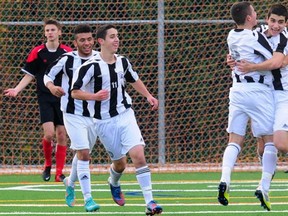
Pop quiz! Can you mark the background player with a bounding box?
[4,19,72,182]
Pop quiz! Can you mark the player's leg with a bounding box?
[63,113,99,211]
[108,158,126,206]
[218,132,244,206]
[218,93,247,206]
[255,135,276,211]
[257,137,265,165]
[274,130,288,153]
[39,99,56,181]
[42,121,55,181]
[63,153,77,207]
[129,145,163,215]
[250,89,275,211]
[95,114,127,206]
[123,108,162,215]
[55,125,67,182]
[54,102,67,182]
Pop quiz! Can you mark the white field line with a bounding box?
[1,203,288,207]
[1,180,287,192]
[1,210,288,215]
[1,181,288,215]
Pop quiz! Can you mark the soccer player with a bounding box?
[4,19,72,182]
[44,24,100,212]
[217,2,286,211]
[71,24,163,216]
[226,3,288,168]
[235,2,288,194]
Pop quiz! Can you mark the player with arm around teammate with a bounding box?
[226,2,288,187]
[4,19,72,182]
[44,24,100,212]
[236,4,288,156]
[71,24,163,216]
[217,2,285,211]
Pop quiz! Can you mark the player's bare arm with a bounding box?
[71,89,109,101]
[130,79,159,110]
[4,74,34,97]
[236,52,285,73]
[226,54,236,70]
[46,81,65,97]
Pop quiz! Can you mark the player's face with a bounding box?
[266,14,287,37]
[103,28,119,54]
[44,24,61,42]
[249,6,258,27]
[74,32,94,57]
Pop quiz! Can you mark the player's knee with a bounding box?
[274,141,288,154]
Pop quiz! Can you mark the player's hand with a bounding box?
[147,96,158,110]
[95,89,109,101]
[236,60,254,73]
[4,88,18,97]
[50,86,65,97]
[226,54,235,70]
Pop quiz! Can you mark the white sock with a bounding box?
[109,165,122,187]
[136,166,153,204]
[220,143,241,185]
[77,160,91,201]
[68,154,78,187]
[261,143,277,192]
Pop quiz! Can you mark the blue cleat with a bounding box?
[108,177,125,206]
[63,177,75,207]
[84,197,100,212]
[146,200,163,215]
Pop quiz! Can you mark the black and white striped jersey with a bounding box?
[44,50,99,116]
[227,28,284,88]
[71,53,139,120]
[257,25,288,90]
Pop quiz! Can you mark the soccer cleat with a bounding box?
[63,177,75,207]
[42,166,51,181]
[217,182,230,206]
[84,197,100,212]
[145,200,163,215]
[108,177,125,206]
[55,174,66,182]
[255,189,271,211]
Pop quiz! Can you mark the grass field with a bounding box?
[0,171,288,215]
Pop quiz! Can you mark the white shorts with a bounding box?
[95,108,145,161]
[63,113,97,151]
[274,90,288,131]
[227,89,274,137]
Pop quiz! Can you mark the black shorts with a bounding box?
[38,93,64,126]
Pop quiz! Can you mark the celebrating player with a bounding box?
[218,2,286,211]
[44,24,100,212]
[71,24,163,216]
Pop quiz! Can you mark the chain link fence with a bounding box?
[0,0,287,173]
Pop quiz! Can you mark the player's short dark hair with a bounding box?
[74,24,93,39]
[267,4,288,22]
[96,24,116,40]
[44,18,61,30]
[230,2,252,26]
